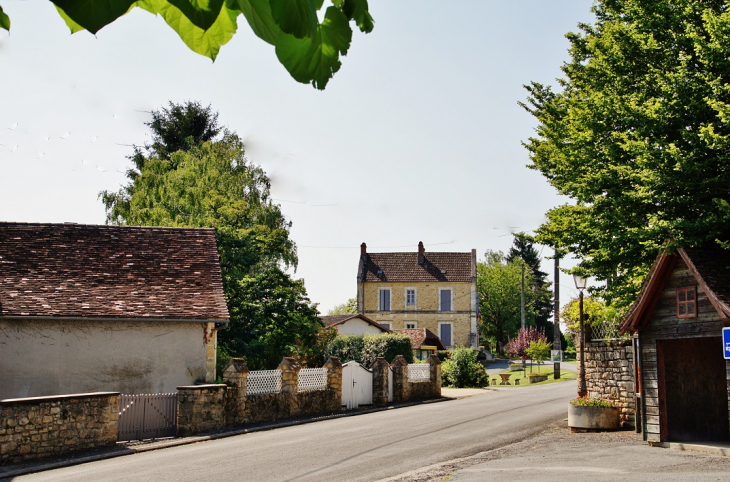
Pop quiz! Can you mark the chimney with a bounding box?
[418,241,425,265]
[361,242,367,256]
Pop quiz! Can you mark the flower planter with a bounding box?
[509,364,523,372]
[568,404,620,430]
[529,374,548,383]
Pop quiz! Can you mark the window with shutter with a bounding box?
[440,323,452,347]
[379,289,391,311]
[440,289,452,312]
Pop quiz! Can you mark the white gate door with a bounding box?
[342,361,373,409]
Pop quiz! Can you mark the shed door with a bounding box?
[658,337,729,442]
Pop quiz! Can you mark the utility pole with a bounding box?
[553,251,561,380]
[520,262,525,330]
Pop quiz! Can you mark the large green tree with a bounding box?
[1,0,374,89]
[522,0,730,307]
[505,233,555,342]
[327,298,357,315]
[477,250,536,355]
[102,102,323,369]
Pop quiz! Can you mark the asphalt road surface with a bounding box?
[14,382,572,482]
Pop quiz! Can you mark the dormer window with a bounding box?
[677,286,697,319]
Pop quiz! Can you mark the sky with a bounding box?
[0,1,597,313]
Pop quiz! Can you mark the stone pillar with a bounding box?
[324,356,343,411]
[390,355,409,403]
[427,354,442,398]
[222,358,249,425]
[176,384,227,437]
[278,357,301,417]
[371,357,390,406]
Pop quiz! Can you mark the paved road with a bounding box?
[15,382,572,482]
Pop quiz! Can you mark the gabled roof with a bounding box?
[0,222,229,321]
[620,243,730,333]
[320,314,390,332]
[393,328,446,350]
[358,252,473,283]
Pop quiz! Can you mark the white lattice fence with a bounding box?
[298,368,328,391]
[407,364,430,382]
[247,370,282,395]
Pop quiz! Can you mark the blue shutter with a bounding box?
[440,324,452,346]
[440,290,451,311]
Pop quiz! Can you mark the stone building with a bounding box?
[320,313,390,336]
[619,243,730,444]
[0,222,229,399]
[356,241,478,348]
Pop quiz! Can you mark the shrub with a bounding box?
[526,339,551,365]
[441,347,489,388]
[324,333,413,366]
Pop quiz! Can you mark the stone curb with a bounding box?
[0,397,451,479]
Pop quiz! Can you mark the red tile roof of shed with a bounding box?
[359,252,473,283]
[0,223,229,321]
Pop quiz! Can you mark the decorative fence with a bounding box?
[407,363,431,382]
[298,367,328,391]
[590,318,629,341]
[247,369,282,395]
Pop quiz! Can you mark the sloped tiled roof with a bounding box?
[393,328,446,350]
[0,222,229,321]
[359,252,473,283]
[320,314,389,332]
[620,242,730,333]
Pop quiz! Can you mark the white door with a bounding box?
[342,361,373,409]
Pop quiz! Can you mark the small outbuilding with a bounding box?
[320,313,390,336]
[620,243,730,443]
[393,328,446,361]
[0,222,229,399]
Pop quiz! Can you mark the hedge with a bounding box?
[324,333,414,366]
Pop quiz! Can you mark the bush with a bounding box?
[441,347,489,388]
[324,333,414,366]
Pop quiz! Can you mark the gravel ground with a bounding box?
[379,423,730,482]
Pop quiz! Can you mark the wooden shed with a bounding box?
[620,243,730,444]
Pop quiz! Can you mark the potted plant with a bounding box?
[568,396,620,430]
[528,372,548,383]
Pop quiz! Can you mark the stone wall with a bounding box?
[0,392,119,463]
[385,355,441,405]
[583,339,635,427]
[176,385,227,437]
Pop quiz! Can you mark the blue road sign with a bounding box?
[724,327,730,359]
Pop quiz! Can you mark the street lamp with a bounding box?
[573,273,588,398]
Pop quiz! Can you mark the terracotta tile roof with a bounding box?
[393,328,445,350]
[320,314,389,332]
[359,252,473,283]
[0,222,229,321]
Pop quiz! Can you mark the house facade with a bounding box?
[619,243,730,443]
[357,242,478,349]
[0,222,229,399]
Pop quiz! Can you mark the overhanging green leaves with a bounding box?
[275,6,351,89]
[0,5,10,32]
[235,0,282,45]
[55,5,85,33]
[51,0,136,34]
[166,0,225,31]
[343,0,372,33]
[269,0,317,38]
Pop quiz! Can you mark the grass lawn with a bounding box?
[492,365,576,387]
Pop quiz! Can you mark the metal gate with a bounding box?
[118,393,177,442]
[342,361,373,409]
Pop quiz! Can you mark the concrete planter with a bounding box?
[509,364,523,372]
[529,374,548,383]
[568,404,620,430]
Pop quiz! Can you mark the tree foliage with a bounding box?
[477,250,535,354]
[560,296,623,335]
[327,297,357,315]
[101,102,324,369]
[506,233,555,342]
[522,0,730,307]
[505,326,546,359]
[526,339,551,366]
[324,333,414,366]
[441,347,489,388]
[1,0,374,89]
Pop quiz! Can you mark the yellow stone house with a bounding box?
[356,241,478,349]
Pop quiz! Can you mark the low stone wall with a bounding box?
[176,385,227,437]
[582,339,635,427]
[0,392,119,463]
[379,355,441,405]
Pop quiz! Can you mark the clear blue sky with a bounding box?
[0,1,595,312]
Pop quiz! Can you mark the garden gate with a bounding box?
[118,393,177,442]
[341,361,373,409]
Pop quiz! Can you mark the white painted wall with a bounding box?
[0,319,212,399]
[335,318,385,336]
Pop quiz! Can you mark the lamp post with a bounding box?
[573,273,588,398]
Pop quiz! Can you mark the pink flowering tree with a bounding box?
[505,326,547,359]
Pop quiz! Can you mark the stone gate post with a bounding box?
[222,358,249,425]
[278,357,300,417]
[324,356,343,411]
[390,355,409,403]
[371,357,390,406]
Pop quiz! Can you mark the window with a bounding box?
[406,289,416,306]
[439,289,452,312]
[380,322,391,331]
[405,322,417,329]
[439,322,453,347]
[378,288,391,311]
[677,286,697,318]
